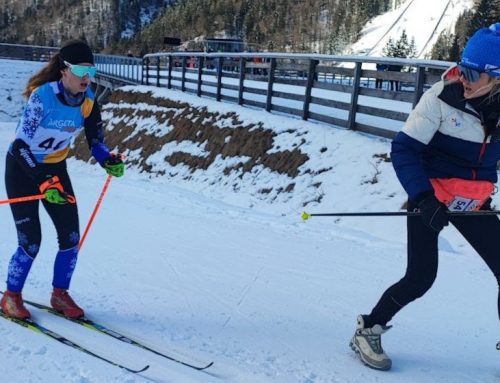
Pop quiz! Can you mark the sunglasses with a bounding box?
[64,60,97,78]
[458,63,500,83]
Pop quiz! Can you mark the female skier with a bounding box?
[0,40,124,319]
[351,23,500,370]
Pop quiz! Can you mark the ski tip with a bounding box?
[301,211,311,221]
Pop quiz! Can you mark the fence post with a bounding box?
[266,58,277,112]
[216,57,223,102]
[347,61,362,130]
[136,58,140,83]
[413,65,426,108]
[156,56,160,87]
[197,56,204,97]
[181,56,187,92]
[143,57,149,85]
[167,55,173,89]
[238,57,246,105]
[303,59,318,120]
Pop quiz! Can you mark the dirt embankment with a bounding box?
[72,90,309,181]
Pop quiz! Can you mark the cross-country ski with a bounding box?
[0,310,149,374]
[21,296,214,371]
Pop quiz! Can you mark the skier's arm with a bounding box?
[10,92,46,182]
[391,132,433,202]
[390,84,443,202]
[84,101,124,177]
[83,101,112,164]
[9,139,46,183]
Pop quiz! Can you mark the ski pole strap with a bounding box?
[0,194,46,205]
[301,210,500,220]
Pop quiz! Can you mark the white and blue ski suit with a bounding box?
[5,80,111,292]
[363,79,500,327]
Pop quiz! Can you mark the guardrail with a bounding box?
[94,54,143,85]
[0,42,58,61]
[142,52,453,138]
[0,43,454,139]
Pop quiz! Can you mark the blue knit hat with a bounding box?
[460,23,500,77]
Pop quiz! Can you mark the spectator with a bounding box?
[387,65,403,91]
[375,63,388,89]
[350,23,500,371]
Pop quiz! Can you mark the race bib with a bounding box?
[430,178,495,212]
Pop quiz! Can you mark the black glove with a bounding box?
[417,194,449,232]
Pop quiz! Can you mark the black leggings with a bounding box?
[365,200,500,326]
[5,153,80,257]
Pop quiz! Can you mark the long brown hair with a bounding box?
[23,53,64,98]
[489,77,500,100]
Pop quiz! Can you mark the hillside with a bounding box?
[0,0,173,49]
[0,0,486,58]
[349,0,474,58]
[0,0,408,54]
[126,0,407,54]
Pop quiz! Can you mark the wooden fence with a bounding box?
[0,43,454,139]
[142,52,453,139]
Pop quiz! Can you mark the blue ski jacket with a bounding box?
[391,80,500,202]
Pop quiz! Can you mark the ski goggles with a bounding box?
[457,63,500,83]
[63,60,97,78]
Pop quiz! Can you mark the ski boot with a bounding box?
[51,288,84,318]
[350,314,392,370]
[0,290,31,319]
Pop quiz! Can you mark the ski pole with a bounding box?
[79,174,113,251]
[0,194,45,205]
[301,210,500,220]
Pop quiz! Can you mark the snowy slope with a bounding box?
[0,60,43,122]
[0,60,499,383]
[349,0,474,58]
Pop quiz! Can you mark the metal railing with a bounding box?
[141,52,452,138]
[0,43,454,139]
[94,54,143,85]
[0,42,58,61]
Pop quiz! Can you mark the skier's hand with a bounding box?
[418,194,449,232]
[39,176,75,204]
[104,154,125,177]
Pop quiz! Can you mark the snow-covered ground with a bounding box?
[0,59,499,383]
[349,0,474,58]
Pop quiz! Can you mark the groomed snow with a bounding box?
[1,38,498,383]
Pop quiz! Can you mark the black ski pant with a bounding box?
[5,153,80,257]
[365,200,500,327]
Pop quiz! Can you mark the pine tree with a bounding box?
[468,0,500,35]
[382,29,416,58]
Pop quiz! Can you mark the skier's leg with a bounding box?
[4,153,42,291]
[350,201,440,369]
[1,154,42,318]
[41,164,83,318]
[451,213,500,321]
[364,200,439,327]
[41,166,80,290]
